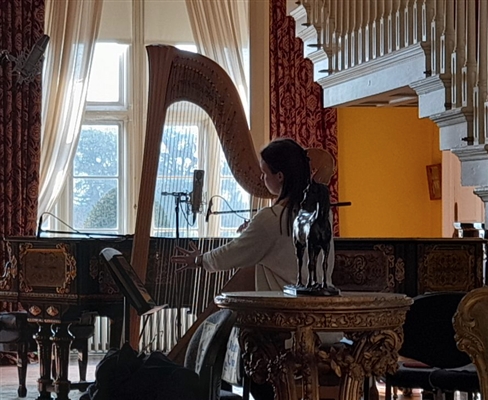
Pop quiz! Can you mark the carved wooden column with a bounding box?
[34,323,53,400]
[51,323,74,400]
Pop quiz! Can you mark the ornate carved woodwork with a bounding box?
[454,286,488,400]
[333,238,485,296]
[1,237,127,400]
[418,242,483,293]
[2,237,125,324]
[216,291,413,400]
[1,236,484,334]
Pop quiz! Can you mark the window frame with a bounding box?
[56,42,130,235]
[56,41,250,238]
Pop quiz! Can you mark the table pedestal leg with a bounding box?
[295,327,320,400]
[34,323,53,400]
[340,329,403,400]
[240,328,403,400]
[239,329,295,400]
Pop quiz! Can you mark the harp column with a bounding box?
[250,0,270,153]
[128,0,147,233]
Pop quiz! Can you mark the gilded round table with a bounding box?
[215,291,413,400]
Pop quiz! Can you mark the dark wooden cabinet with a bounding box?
[2,236,484,319]
[333,238,486,297]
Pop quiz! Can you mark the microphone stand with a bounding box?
[161,192,190,240]
[161,191,190,342]
[209,209,258,216]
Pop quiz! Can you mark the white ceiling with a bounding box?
[345,87,419,108]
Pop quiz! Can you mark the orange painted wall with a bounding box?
[337,107,442,237]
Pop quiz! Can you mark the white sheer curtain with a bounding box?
[185,0,250,114]
[186,0,256,237]
[38,0,103,217]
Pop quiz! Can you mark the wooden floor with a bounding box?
[0,358,431,400]
[0,353,103,400]
[2,358,472,400]
[0,352,427,400]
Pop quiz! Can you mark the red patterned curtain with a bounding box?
[0,0,43,264]
[269,0,339,234]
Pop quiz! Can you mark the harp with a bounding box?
[130,45,271,357]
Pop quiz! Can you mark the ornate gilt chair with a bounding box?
[454,286,488,400]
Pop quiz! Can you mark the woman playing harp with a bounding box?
[171,138,340,400]
[171,138,326,291]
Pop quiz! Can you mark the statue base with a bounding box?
[283,284,341,297]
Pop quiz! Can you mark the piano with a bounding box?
[0,234,239,399]
[1,236,128,400]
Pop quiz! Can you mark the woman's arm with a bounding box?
[171,207,284,272]
[203,207,283,272]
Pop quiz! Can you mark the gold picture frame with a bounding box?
[426,164,442,200]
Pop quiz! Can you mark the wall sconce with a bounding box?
[0,34,50,84]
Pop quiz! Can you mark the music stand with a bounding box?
[100,247,166,344]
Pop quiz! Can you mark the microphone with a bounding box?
[205,198,213,223]
[36,215,43,239]
[190,170,204,223]
[0,35,49,84]
[14,35,49,80]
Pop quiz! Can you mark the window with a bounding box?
[153,122,200,238]
[73,124,120,231]
[153,102,251,238]
[57,42,128,234]
[86,43,127,106]
[218,151,252,237]
[57,42,250,238]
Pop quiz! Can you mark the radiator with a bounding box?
[88,308,197,354]
[88,316,111,353]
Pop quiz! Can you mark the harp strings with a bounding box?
[144,63,239,349]
[142,237,234,352]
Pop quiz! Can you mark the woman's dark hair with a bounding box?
[260,138,311,235]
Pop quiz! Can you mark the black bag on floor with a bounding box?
[81,343,200,400]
